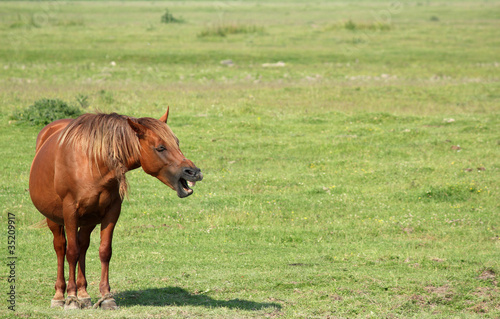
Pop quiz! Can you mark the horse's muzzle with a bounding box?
[177,166,203,198]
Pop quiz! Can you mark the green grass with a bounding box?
[0,1,499,318]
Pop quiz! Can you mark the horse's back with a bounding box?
[35,118,73,153]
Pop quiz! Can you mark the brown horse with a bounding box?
[29,109,202,310]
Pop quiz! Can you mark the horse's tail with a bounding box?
[29,218,48,229]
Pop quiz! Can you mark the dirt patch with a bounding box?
[468,285,500,314]
[425,284,454,301]
[478,269,497,284]
[410,294,427,306]
[473,286,499,298]
[478,269,498,287]
[288,263,317,267]
[469,302,489,313]
[402,227,414,234]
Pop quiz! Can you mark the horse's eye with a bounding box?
[156,145,166,152]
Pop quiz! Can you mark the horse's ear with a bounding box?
[127,118,147,138]
[159,107,169,123]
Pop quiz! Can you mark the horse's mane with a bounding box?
[57,112,174,199]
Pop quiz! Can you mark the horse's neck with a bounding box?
[125,160,141,171]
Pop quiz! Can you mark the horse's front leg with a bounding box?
[94,202,121,310]
[76,225,96,309]
[47,218,66,308]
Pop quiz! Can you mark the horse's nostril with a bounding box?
[183,168,197,177]
[183,167,202,181]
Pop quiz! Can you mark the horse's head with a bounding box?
[127,109,203,198]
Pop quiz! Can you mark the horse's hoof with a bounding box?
[50,299,65,308]
[79,297,92,309]
[93,293,118,310]
[101,298,119,310]
[64,296,81,310]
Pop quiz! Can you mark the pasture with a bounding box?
[0,0,499,318]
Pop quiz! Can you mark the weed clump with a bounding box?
[326,20,392,31]
[345,19,392,31]
[344,19,357,31]
[98,90,114,104]
[161,9,184,24]
[11,98,82,126]
[419,184,479,202]
[75,94,90,109]
[198,23,264,37]
[9,14,41,29]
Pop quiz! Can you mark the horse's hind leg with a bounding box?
[47,218,66,308]
[63,206,81,310]
[76,225,96,309]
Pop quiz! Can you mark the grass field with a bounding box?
[0,1,499,318]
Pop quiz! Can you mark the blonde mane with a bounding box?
[57,113,174,199]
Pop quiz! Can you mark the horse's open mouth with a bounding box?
[176,167,202,198]
[178,178,195,198]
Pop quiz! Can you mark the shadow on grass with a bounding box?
[114,287,281,311]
